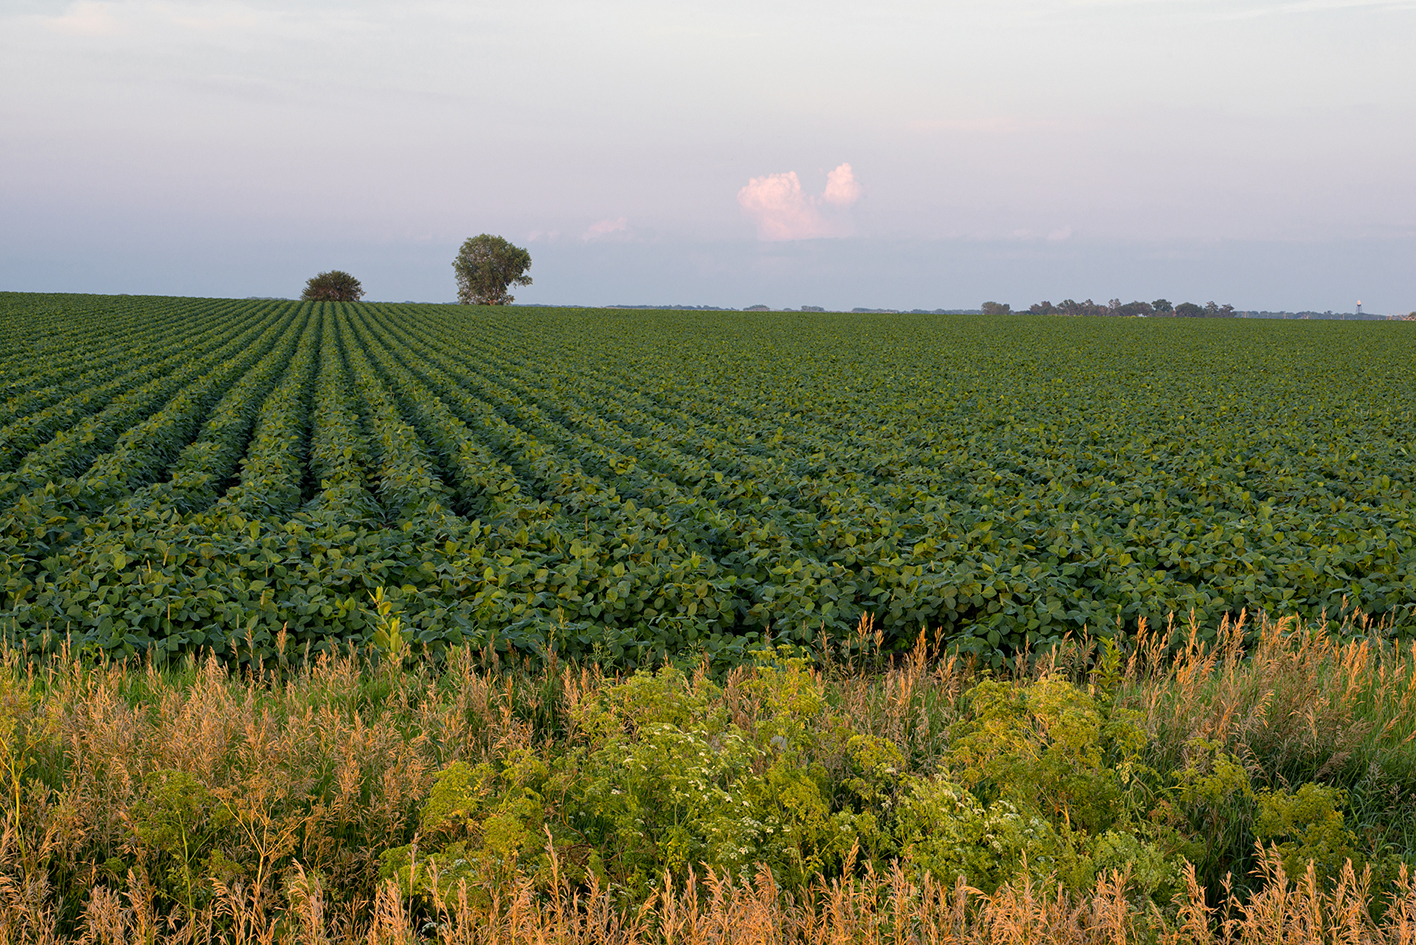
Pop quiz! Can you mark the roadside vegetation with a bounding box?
[2,611,1414,942]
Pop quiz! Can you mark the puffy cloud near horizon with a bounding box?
[821,163,862,206]
[737,163,861,241]
[582,216,628,240]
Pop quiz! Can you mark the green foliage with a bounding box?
[301,271,364,302]
[452,235,532,305]
[127,769,235,915]
[389,659,891,902]
[1091,828,1182,900]
[1255,783,1364,887]
[944,671,1149,835]
[566,658,872,893]
[381,750,563,902]
[907,665,1182,900]
[367,586,412,668]
[1175,738,1254,824]
[894,776,1067,891]
[1167,735,1394,898]
[1171,737,1259,883]
[573,703,757,892]
[385,659,1269,905]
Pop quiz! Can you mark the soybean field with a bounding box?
[2,292,1414,665]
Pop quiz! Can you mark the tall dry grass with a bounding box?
[30,846,1416,944]
[1125,610,1416,777]
[1125,611,1416,885]
[0,611,1413,942]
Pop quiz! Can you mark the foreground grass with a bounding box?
[2,612,1415,942]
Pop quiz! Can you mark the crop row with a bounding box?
[0,300,268,472]
[0,296,255,429]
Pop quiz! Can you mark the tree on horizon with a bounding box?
[453,235,532,305]
[301,270,365,301]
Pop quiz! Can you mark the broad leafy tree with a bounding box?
[453,235,533,305]
[301,271,365,302]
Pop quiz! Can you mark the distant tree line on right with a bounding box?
[1024,298,1237,317]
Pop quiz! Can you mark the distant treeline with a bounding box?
[987,301,1413,320]
[1244,310,1415,321]
[1021,299,1237,318]
[607,304,738,311]
[607,305,985,314]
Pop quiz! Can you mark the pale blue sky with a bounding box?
[3,0,1413,311]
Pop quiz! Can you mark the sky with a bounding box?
[2,0,1414,312]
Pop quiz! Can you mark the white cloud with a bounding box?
[737,163,861,241]
[42,1,123,35]
[1213,0,1416,17]
[1047,225,1074,241]
[908,117,1026,134]
[582,216,628,240]
[821,163,862,206]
